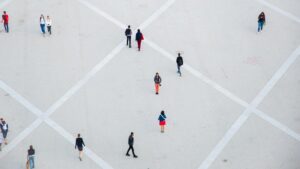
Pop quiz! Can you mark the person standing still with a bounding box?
[46,15,52,35]
[125,25,132,48]
[1,119,8,145]
[75,134,85,161]
[2,11,9,33]
[154,72,162,95]
[135,29,144,51]
[176,53,184,76]
[126,132,138,158]
[39,14,46,35]
[158,111,167,133]
[257,12,265,32]
[27,145,35,169]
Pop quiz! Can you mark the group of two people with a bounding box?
[39,14,52,35]
[125,25,144,51]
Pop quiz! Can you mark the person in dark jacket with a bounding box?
[1,119,8,145]
[158,111,167,133]
[27,145,35,169]
[135,29,144,51]
[126,132,138,158]
[2,11,9,33]
[125,25,132,48]
[176,53,184,76]
[257,12,266,32]
[75,133,85,161]
[154,72,162,95]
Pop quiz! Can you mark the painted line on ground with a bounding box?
[197,45,300,169]
[255,0,300,24]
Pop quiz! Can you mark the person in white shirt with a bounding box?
[46,15,52,35]
[39,14,46,35]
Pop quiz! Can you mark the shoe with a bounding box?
[133,155,138,158]
[126,154,130,156]
[156,92,158,95]
[79,157,82,161]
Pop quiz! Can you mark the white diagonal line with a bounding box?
[255,0,300,24]
[198,45,300,169]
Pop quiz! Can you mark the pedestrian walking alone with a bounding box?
[46,15,52,35]
[125,25,132,48]
[176,53,184,76]
[126,132,138,158]
[27,145,35,169]
[154,72,162,95]
[2,11,9,33]
[135,29,144,51]
[0,119,8,145]
[257,12,266,32]
[39,14,46,35]
[75,134,85,161]
[158,111,167,133]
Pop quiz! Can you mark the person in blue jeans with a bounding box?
[257,12,265,32]
[27,145,35,169]
[39,14,46,35]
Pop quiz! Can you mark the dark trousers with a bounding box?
[137,40,142,50]
[47,26,51,35]
[177,65,181,76]
[126,36,131,47]
[3,23,9,33]
[40,24,45,34]
[126,145,136,156]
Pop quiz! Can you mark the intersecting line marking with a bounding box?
[0,0,300,169]
[0,0,176,168]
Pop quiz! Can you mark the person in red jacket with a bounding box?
[2,11,9,33]
[135,29,144,51]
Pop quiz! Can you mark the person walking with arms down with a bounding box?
[257,12,266,32]
[39,14,46,35]
[75,133,85,161]
[154,72,162,95]
[135,29,144,51]
[46,15,52,35]
[176,53,184,76]
[126,132,138,158]
[158,111,167,133]
[0,119,9,145]
[125,25,132,48]
[2,11,9,33]
[27,145,35,169]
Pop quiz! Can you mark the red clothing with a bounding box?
[2,14,8,24]
[159,120,166,126]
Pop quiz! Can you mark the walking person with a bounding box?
[0,119,8,145]
[154,72,162,95]
[126,132,138,158]
[75,133,85,161]
[27,145,35,169]
[0,131,3,151]
[257,12,265,32]
[125,25,132,48]
[176,53,184,76]
[158,111,167,133]
[46,15,52,35]
[39,14,46,35]
[2,11,9,33]
[135,29,144,51]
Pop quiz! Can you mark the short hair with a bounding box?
[78,133,81,137]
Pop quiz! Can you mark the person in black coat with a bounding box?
[126,132,138,158]
[75,133,85,161]
[135,29,144,51]
[125,25,132,48]
[176,53,184,76]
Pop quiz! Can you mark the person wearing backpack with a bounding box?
[125,25,132,48]
[1,120,8,145]
[176,53,184,76]
[135,29,144,51]
[158,111,167,133]
[154,72,162,95]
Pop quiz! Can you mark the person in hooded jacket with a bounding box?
[135,29,144,51]
[258,12,266,32]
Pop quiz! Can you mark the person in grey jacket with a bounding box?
[126,132,138,158]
